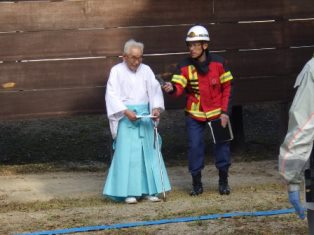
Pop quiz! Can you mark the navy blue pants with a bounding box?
[186,115,231,176]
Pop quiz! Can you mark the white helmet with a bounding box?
[186,25,210,42]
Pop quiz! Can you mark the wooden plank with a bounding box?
[233,76,295,104]
[0,0,213,32]
[0,55,184,91]
[0,70,299,119]
[213,0,314,21]
[227,47,314,77]
[0,57,120,91]
[0,74,296,118]
[2,20,314,61]
[284,0,314,19]
[0,86,186,118]
[146,47,314,79]
[142,54,186,78]
[284,48,314,75]
[2,0,312,33]
[285,20,314,47]
[1,47,312,92]
[147,47,314,79]
[213,0,284,21]
[0,87,105,119]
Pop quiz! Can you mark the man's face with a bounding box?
[187,41,208,59]
[123,47,143,72]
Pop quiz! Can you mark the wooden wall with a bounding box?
[0,0,314,119]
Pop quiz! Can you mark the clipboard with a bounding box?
[208,118,234,144]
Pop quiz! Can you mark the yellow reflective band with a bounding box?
[188,65,199,93]
[220,71,233,84]
[190,94,200,112]
[185,109,207,118]
[185,107,221,119]
[188,65,194,80]
[205,108,222,118]
[188,65,198,81]
[172,74,187,87]
[193,71,198,81]
[190,81,199,90]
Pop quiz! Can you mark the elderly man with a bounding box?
[103,39,171,204]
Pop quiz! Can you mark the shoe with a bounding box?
[190,186,203,196]
[145,195,161,202]
[219,183,230,195]
[219,170,230,195]
[125,197,137,204]
[190,172,203,196]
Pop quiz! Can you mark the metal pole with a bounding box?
[154,121,166,201]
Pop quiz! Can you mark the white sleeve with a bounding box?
[105,67,127,117]
[146,67,165,113]
[105,66,127,139]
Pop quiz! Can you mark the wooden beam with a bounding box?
[0,57,120,91]
[1,20,314,61]
[0,0,214,32]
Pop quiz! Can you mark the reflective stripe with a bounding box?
[186,107,221,119]
[205,108,221,118]
[220,71,233,84]
[188,65,198,81]
[188,65,194,80]
[172,74,187,87]
[188,65,200,94]
[185,109,207,118]
[190,93,200,112]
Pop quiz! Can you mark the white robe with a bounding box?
[105,61,165,139]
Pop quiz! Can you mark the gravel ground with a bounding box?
[1,103,306,235]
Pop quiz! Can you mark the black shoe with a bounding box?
[219,183,230,195]
[190,186,203,196]
[218,169,230,195]
[190,172,203,196]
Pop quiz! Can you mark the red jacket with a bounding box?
[171,53,233,121]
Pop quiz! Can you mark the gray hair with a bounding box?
[123,39,144,55]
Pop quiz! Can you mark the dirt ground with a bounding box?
[0,160,309,235]
[0,106,309,234]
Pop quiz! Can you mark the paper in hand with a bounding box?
[136,114,157,119]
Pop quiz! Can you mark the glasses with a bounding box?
[126,55,143,62]
[187,42,202,48]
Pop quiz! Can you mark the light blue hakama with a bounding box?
[103,104,171,202]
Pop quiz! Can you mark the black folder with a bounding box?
[208,118,234,144]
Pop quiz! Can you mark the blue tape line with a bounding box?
[16,208,295,235]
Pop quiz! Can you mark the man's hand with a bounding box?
[124,109,137,121]
[162,82,174,93]
[220,113,229,128]
[152,108,161,121]
[288,191,305,219]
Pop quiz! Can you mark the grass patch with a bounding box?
[0,161,108,175]
[0,197,112,213]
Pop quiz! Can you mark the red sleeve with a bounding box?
[171,83,185,97]
[221,80,232,113]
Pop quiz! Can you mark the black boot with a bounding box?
[218,170,230,195]
[190,172,203,196]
